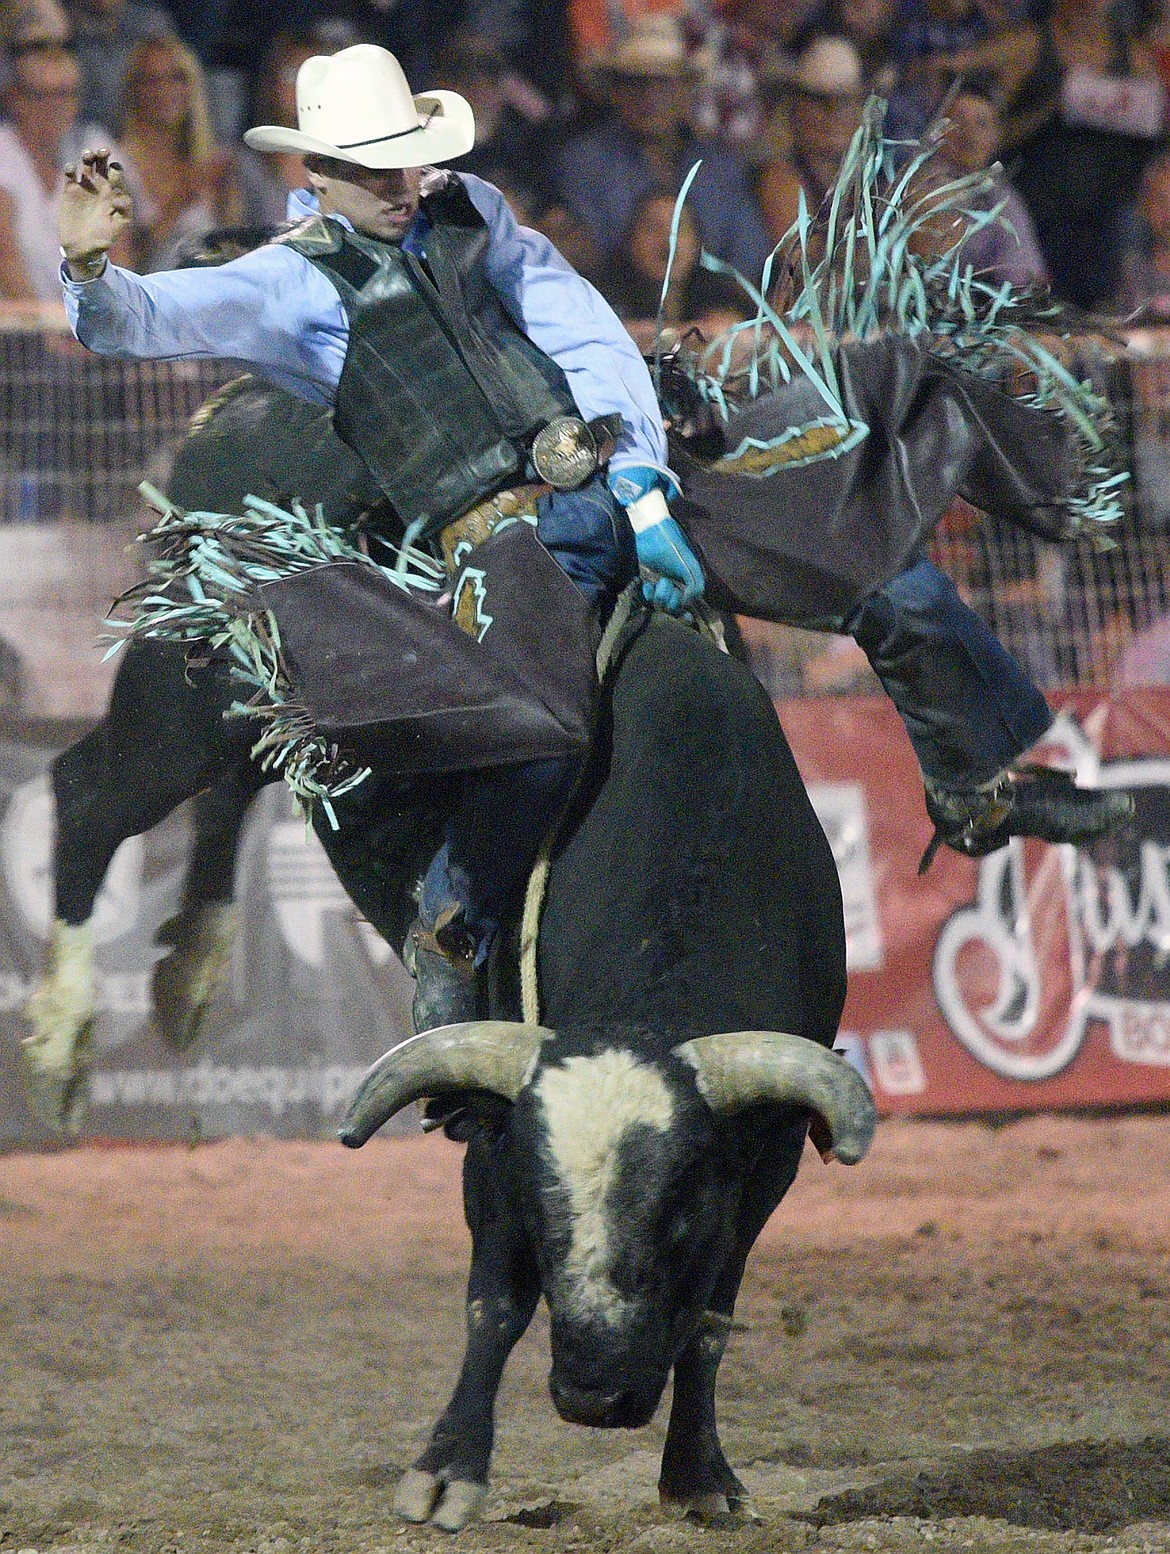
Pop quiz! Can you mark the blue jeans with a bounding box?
[845,557,1054,791]
[419,477,635,960]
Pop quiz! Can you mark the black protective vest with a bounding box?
[279,177,578,535]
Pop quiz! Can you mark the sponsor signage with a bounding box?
[782,689,1170,1115]
[0,744,415,1146]
[4,688,1170,1142]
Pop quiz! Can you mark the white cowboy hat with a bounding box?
[244,43,475,170]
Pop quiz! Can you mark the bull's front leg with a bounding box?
[395,1131,539,1532]
[659,1308,749,1519]
[659,1114,807,1521]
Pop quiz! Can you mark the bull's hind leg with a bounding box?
[151,762,269,1049]
[659,1112,808,1521]
[395,1127,540,1532]
[23,640,256,1130]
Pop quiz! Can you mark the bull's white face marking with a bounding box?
[536,1050,675,1323]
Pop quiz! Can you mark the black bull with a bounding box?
[49,374,880,1528]
[339,611,876,1529]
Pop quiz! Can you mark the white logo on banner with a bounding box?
[933,713,1170,1081]
[0,776,142,943]
[808,782,883,972]
[266,820,393,968]
[867,1030,927,1095]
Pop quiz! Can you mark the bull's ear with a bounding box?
[339,1021,554,1148]
[673,1031,877,1165]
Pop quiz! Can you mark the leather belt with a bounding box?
[438,483,547,579]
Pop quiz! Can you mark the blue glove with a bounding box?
[609,467,705,616]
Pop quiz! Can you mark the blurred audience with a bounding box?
[757,35,864,243]
[554,13,773,279]
[436,32,553,206]
[802,0,899,95]
[936,0,1169,307]
[687,0,816,151]
[64,0,174,128]
[598,186,750,334]
[0,41,133,299]
[528,199,604,281]
[886,0,997,139]
[935,77,1048,287]
[233,26,348,227]
[1119,147,1170,314]
[1,0,69,49]
[118,32,240,270]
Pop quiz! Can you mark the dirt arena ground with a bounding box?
[2,1114,1170,1554]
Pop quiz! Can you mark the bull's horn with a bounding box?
[674,1031,877,1164]
[339,1021,553,1148]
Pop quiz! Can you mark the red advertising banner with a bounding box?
[779,690,1170,1117]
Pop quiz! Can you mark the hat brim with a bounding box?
[244,89,475,170]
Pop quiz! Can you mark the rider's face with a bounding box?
[304,157,422,243]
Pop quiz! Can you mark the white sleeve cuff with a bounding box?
[625,488,670,533]
[59,253,109,287]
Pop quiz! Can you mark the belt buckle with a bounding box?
[531,415,598,490]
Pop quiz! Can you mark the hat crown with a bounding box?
[295,44,419,149]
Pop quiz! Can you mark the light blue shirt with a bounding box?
[62,172,669,478]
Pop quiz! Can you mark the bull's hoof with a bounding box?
[151,902,238,1050]
[660,1487,764,1525]
[394,1467,487,1531]
[662,1489,731,1521]
[21,920,96,1135]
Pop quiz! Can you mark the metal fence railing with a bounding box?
[3,308,1170,711]
[0,308,235,528]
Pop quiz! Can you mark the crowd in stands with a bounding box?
[2,0,1170,316]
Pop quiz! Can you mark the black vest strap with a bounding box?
[280,178,578,535]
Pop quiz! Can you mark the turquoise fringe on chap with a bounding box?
[660,96,1125,541]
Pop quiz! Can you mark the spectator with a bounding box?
[528,199,604,282]
[234,27,351,228]
[1118,146,1170,313]
[568,0,683,73]
[555,13,773,279]
[598,186,750,333]
[798,0,900,94]
[1,0,69,50]
[0,41,132,299]
[886,0,998,140]
[434,32,553,207]
[757,35,864,243]
[118,32,240,270]
[688,0,816,151]
[935,77,1048,287]
[938,0,1169,307]
[64,0,172,128]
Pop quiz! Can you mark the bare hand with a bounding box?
[59,147,132,278]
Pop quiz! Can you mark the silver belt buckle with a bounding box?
[531,416,598,490]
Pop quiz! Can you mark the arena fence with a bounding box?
[3,307,1170,719]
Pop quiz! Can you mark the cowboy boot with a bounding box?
[404,904,481,1035]
[21,919,96,1135]
[920,765,1135,873]
[151,901,239,1051]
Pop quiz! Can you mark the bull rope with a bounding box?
[518,588,728,1023]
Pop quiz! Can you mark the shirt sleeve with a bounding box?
[61,242,348,404]
[459,172,670,478]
